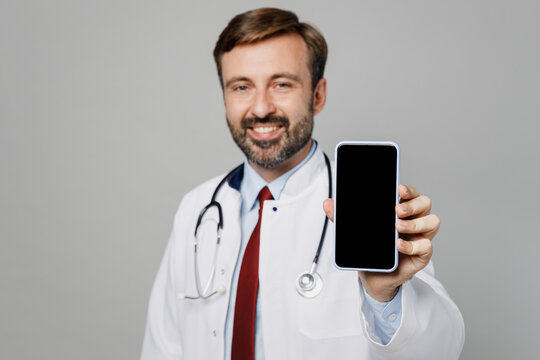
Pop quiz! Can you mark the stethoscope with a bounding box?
[178,153,332,300]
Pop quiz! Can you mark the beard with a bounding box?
[227,111,314,168]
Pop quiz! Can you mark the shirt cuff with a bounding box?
[361,284,403,345]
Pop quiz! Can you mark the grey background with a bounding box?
[1,0,538,359]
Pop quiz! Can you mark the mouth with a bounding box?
[247,124,284,141]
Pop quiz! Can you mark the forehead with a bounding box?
[221,33,310,82]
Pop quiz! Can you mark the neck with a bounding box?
[249,139,313,183]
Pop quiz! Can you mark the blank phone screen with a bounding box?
[335,143,398,271]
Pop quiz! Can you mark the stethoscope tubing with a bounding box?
[184,153,332,300]
[311,153,332,268]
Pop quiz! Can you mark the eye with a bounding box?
[276,82,291,89]
[234,85,248,92]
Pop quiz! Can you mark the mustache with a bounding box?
[241,115,289,129]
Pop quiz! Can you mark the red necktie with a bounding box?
[231,186,273,360]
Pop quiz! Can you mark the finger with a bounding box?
[397,237,433,257]
[399,184,420,201]
[396,214,441,234]
[323,198,334,222]
[396,195,432,218]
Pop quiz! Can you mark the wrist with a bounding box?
[358,274,401,302]
[368,286,399,302]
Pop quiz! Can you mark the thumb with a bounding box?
[323,198,334,222]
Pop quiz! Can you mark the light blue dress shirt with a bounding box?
[224,141,402,359]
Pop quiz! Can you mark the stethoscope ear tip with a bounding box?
[177,293,186,300]
[217,285,226,294]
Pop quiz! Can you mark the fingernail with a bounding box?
[397,238,407,251]
[399,205,408,215]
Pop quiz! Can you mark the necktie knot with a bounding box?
[258,186,273,207]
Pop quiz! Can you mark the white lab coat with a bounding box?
[141,147,465,359]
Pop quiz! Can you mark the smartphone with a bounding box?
[334,141,400,272]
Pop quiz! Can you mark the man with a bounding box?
[141,8,464,360]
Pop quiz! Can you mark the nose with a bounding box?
[250,89,276,119]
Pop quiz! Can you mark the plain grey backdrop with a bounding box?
[1,0,539,359]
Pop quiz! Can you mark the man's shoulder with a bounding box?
[170,174,225,223]
[177,165,242,211]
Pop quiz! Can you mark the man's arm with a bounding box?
[323,185,465,358]
[360,261,464,359]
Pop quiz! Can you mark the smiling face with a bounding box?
[221,33,326,171]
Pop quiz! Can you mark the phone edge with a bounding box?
[333,140,400,273]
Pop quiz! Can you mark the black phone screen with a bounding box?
[334,143,399,271]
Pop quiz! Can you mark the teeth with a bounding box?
[253,126,278,133]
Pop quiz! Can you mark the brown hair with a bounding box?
[213,8,328,90]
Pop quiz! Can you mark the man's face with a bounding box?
[221,34,323,168]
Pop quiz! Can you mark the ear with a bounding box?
[312,78,327,116]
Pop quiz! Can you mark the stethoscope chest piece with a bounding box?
[296,271,323,298]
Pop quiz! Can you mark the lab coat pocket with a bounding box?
[298,296,363,339]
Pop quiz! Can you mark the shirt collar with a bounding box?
[241,140,318,211]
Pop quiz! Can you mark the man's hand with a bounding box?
[323,184,440,302]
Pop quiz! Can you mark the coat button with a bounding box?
[212,330,217,337]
